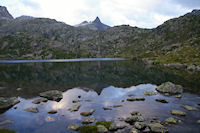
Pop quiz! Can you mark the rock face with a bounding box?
[39,90,63,102]
[156,82,183,95]
[0,6,13,19]
[0,97,20,110]
[75,16,110,31]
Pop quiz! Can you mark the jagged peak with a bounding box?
[0,6,14,19]
[93,16,101,23]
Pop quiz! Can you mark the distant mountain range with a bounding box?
[0,6,200,70]
[75,17,110,30]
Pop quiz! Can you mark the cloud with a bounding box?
[0,0,199,28]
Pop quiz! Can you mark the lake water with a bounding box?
[0,59,200,133]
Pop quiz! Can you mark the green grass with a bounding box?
[0,129,16,133]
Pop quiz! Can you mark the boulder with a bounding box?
[125,115,145,124]
[127,97,145,101]
[164,117,177,124]
[156,82,183,95]
[113,105,123,108]
[24,107,39,113]
[155,99,169,103]
[97,125,108,133]
[39,90,63,102]
[32,98,48,104]
[68,104,81,112]
[109,121,127,131]
[130,111,142,116]
[181,105,198,111]
[72,99,80,103]
[134,122,146,130]
[103,107,112,110]
[129,128,140,133]
[82,116,96,124]
[80,109,95,116]
[170,110,186,116]
[68,124,80,131]
[148,123,168,133]
[0,97,20,110]
[48,109,57,114]
[144,91,157,96]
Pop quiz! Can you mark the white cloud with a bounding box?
[0,0,199,28]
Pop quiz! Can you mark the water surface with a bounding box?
[0,59,200,133]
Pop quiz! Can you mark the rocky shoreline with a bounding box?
[0,82,200,133]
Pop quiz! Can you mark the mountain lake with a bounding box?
[0,58,200,133]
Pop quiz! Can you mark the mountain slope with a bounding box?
[0,6,13,19]
[75,17,110,30]
[0,8,199,68]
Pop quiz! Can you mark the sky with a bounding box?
[0,0,200,28]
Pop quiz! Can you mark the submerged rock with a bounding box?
[45,116,55,122]
[164,117,177,124]
[68,124,80,131]
[80,109,95,116]
[134,122,146,130]
[148,122,168,133]
[72,99,81,103]
[130,111,142,116]
[129,128,139,133]
[39,90,63,102]
[170,110,186,116]
[175,95,182,98]
[109,121,127,131]
[155,99,169,103]
[32,99,41,104]
[103,107,112,110]
[181,105,198,111]
[0,120,12,126]
[197,120,200,124]
[127,97,145,101]
[97,125,108,133]
[113,105,123,108]
[48,109,57,114]
[0,97,20,110]
[32,98,48,104]
[144,91,157,96]
[68,104,81,112]
[156,82,183,95]
[82,116,96,124]
[125,115,145,124]
[24,107,39,113]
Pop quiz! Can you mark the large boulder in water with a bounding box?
[39,90,63,102]
[0,97,20,110]
[156,82,183,95]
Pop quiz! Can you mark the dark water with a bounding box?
[0,59,200,133]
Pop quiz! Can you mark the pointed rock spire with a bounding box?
[93,16,101,23]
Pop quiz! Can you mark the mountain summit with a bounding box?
[0,6,13,19]
[75,17,110,31]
